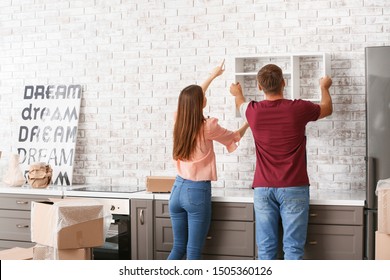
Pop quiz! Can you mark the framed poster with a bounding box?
[16,85,82,186]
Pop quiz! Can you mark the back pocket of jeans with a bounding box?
[284,188,308,213]
[187,187,207,206]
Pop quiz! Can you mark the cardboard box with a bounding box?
[146,176,175,193]
[0,247,33,260]
[375,231,390,260]
[31,199,106,249]
[33,245,92,260]
[377,179,390,233]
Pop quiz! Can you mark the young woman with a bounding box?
[168,60,249,260]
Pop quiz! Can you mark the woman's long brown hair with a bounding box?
[173,85,205,161]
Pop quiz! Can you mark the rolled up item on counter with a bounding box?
[2,153,26,187]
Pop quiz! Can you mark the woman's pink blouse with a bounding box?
[175,117,241,181]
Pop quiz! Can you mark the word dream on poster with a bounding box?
[16,85,82,186]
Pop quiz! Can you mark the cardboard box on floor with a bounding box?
[375,231,390,260]
[0,247,33,260]
[31,199,110,249]
[33,245,92,260]
[146,176,175,193]
[376,179,390,233]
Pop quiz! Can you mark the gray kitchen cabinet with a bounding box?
[131,199,154,260]
[0,194,58,250]
[154,200,255,260]
[304,205,364,260]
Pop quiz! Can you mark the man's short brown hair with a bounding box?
[257,64,284,94]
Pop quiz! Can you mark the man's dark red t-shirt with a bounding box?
[245,99,321,188]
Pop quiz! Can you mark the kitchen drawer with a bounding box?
[212,202,253,221]
[0,195,53,211]
[203,254,254,260]
[154,200,170,218]
[155,251,254,260]
[304,224,364,260]
[155,218,254,257]
[0,240,35,251]
[203,220,254,256]
[155,218,173,252]
[154,200,254,221]
[0,210,31,242]
[308,205,363,226]
[154,251,169,260]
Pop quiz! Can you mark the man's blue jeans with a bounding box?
[254,186,309,260]
[167,176,212,260]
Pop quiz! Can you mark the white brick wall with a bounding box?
[0,0,389,190]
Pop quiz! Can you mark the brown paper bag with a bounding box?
[28,163,52,188]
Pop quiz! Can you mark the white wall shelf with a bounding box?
[234,52,330,117]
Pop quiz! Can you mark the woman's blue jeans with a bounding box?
[254,186,309,260]
[167,176,212,260]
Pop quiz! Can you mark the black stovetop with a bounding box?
[70,185,146,193]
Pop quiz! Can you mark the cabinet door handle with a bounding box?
[16,201,29,205]
[308,241,318,245]
[309,213,318,217]
[206,236,212,240]
[139,209,144,225]
[16,224,29,229]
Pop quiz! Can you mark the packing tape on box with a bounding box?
[33,245,92,260]
[54,199,111,229]
[376,178,390,194]
[376,178,390,233]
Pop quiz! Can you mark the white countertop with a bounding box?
[154,188,366,206]
[309,189,366,206]
[64,189,152,200]
[0,183,67,197]
[0,183,366,206]
[153,188,255,203]
[0,183,152,199]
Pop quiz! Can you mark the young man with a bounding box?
[230,64,332,260]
